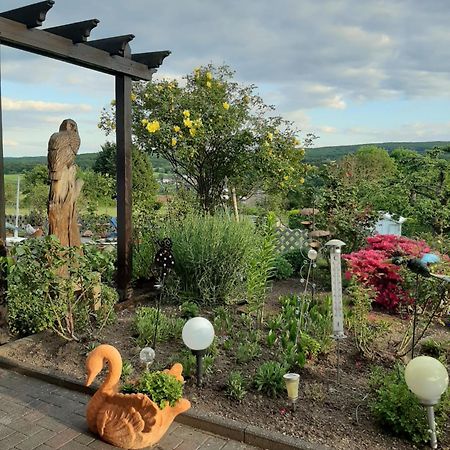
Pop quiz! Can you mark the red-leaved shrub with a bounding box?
[344,235,431,310]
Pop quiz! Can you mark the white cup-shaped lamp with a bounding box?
[182,317,215,387]
[405,356,448,406]
[283,373,300,407]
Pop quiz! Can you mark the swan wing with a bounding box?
[97,393,158,445]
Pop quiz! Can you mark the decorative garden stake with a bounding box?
[325,239,346,383]
[405,356,449,449]
[182,317,215,387]
[86,344,190,449]
[283,373,300,411]
[153,238,175,349]
[139,347,155,371]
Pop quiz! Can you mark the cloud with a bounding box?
[2,98,92,113]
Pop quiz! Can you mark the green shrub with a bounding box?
[226,371,247,402]
[159,213,265,305]
[369,364,450,444]
[136,371,183,409]
[236,341,261,364]
[282,249,305,274]
[7,236,117,339]
[82,244,116,285]
[121,361,134,382]
[134,307,184,346]
[179,301,200,319]
[271,256,294,280]
[254,361,286,398]
[287,210,303,229]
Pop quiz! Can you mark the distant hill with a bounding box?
[305,141,450,164]
[3,153,173,174]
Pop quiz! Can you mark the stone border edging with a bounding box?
[0,335,330,450]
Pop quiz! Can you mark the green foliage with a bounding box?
[282,249,305,274]
[213,306,232,335]
[134,307,184,346]
[345,281,382,358]
[226,371,247,402]
[246,213,277,325]
[236,340,262,364]
[271,256,294,280]
[135,371,183,409]
[172,350,196,378]
[369,364,450,444]
[82,244,116,285]
[7,236,118,339]
[100,64,309,212]
[420,339,449,362]
[22,164,49,216]
[179,301,200,319]
[254,361,286,398]
[159,213,262,305]
[268,294,333,370]
[121,361,134,382]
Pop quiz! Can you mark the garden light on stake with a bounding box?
[182,317,215,387]
[325,239,346,383]
[405,356,448,449]
[139,347,155,371]
[283,373,300,410]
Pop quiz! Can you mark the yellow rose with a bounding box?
[267,132,273,141]
[284,175,289,181]
[174,125,181,133]
[183,118,193,128]
[206,71,212,80]
[141,118,149,126]
[146,120,160,133]
[183,110,190,117]
[171,137,177,146]
[189,128,196,137]
[206,81,212,88]
[223,102,230,110]
[131,93,136,102]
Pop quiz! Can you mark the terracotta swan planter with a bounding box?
[85,344,191,449]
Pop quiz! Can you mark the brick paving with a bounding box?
[0,368,257,450]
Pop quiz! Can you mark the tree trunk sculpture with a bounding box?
[47,119,83,246]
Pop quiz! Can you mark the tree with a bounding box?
[99,65,311,212]
[93,142,158,212]
[22,164,49,217]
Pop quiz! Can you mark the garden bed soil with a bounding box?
[1,279,449,450]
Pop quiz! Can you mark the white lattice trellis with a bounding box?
[275,227,307,253]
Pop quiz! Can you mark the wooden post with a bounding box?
[231,187,239,222]
[0,46,5,241]
[115,74,133,301]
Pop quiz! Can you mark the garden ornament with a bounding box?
[325,239,346,383]
[153,238,175,349]
[47,119,83,247]
[405,356,448,449]
[85,344,190,449]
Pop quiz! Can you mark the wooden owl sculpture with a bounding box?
[48,119,80,181]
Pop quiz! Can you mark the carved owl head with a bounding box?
[59,119,78,133]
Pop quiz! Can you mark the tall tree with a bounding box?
[99,65,311,212]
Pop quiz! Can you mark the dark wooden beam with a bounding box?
[115,74,133,301]
[86,35,134,56]
[0,17,155,80]
[0,48,5,241]
[132,50,171,68]
[0,1,54,29]
[44,19,99,44]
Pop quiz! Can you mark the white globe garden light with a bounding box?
[139,347,155,371]
[405,356,449,449]
[182,317,215,386]
[307,248,318,261]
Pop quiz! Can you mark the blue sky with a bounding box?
[1,0,450,156]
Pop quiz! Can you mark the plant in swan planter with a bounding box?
[86,344,191,449]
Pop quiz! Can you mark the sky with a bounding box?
[1,0,450,157]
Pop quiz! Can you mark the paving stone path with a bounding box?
[0,368,257,450]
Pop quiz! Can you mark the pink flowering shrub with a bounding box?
[344,235,431,310]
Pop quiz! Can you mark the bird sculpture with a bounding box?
[389,253,450,282]
[85,344,190,449]
[47,119,80,182]
[47,119,83,246]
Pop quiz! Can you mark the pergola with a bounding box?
[0,0,170,300]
